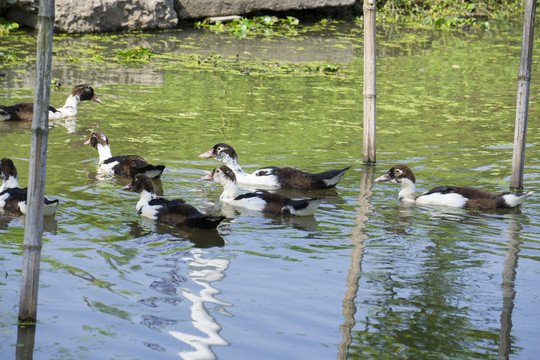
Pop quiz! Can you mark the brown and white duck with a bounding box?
[375,164,534,209]
[201,165,323,216]
[124,174,225,229]
[0,84,102,121]
[0,158,59,216]
[199,143,350,190]
[84,131,165,179]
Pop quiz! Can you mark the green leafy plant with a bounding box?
[373,0,522,30]
[0,51,20,67]
[196,16,299,37]
[0,19,19,36]
[117,46,153,61]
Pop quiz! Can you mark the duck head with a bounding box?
[375,165,416,185]
[84,131,109,149]
[0,158,17,181]
[72,84,102,104]
[199,143,238,162]
[200,165,237,185]
[123,174,155,194]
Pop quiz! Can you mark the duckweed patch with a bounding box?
[195,15,300,37]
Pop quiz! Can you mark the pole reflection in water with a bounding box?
[338,164,374,359]
[16,322,36,360]
[499,214,523,360]
[170,248,231,359]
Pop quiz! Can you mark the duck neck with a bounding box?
[58,94,80,112]
[0,175,21,191]
[222,156,246,175]
[398,178,417,203]
[220,181,239,202]
[97,143,113,164]
[136,190,156,211]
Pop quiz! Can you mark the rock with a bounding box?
[174,0,355,19]
[55,0,178,33]
[2,0,355,33]
[3,0,178,33]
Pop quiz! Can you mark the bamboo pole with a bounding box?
[18,0,55,322]
[363,0,377,164]
[510,0,536,190]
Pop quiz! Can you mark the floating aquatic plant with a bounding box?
[0,19,19,36]
[117,46,153,62]
[196,16,300,37]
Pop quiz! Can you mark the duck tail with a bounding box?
[135,165,166,179]
[282,198,323,216]
[185,215,226,229]
[43,198,60,216]
[311,167,350,189]
[0,107,11,121]
[499,191,534,208]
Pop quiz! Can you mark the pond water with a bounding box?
[1,20,540,359]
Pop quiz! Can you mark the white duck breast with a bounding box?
[415,192,468,208]
[376,164,534,210]
[229,191,273,211]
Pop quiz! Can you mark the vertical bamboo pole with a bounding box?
[363,0,377,164]
[18,0,55,322]
[510,0,536,190]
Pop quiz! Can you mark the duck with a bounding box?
[198,143,350,190]
[375,164,534,210]
[201,165,323,216]
[84,131,165,179]
[123,174,225,229]
[0,158,59,216]
[0,84,102,121]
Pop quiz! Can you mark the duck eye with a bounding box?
[216,147,221,151]
[394,169,403,176]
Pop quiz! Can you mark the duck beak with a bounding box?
[374,172,391,182]
[200,173,213,181]
[83,138,91,145]
[198,149,214,158]
[122,182,133,190]
[92,94,103,104]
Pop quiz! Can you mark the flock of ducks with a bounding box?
[0,84,535,232]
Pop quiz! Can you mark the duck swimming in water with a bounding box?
[375,164,533,210]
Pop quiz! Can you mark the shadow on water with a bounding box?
[127,218,226,248]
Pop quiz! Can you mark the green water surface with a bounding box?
[1,21,539,359]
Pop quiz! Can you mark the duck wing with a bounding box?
[1,187,27,213]
[158,202,225,229]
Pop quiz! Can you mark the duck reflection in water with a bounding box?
[127,218,226,248]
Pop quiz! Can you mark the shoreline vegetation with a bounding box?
[0,0,527,74]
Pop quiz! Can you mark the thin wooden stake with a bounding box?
[18,0,55,322]
[510,0,536,190]
[363,0,377,164]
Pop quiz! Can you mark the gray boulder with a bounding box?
[174,0,355,19]
[4,0,178,33]
[2,0,355,33]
